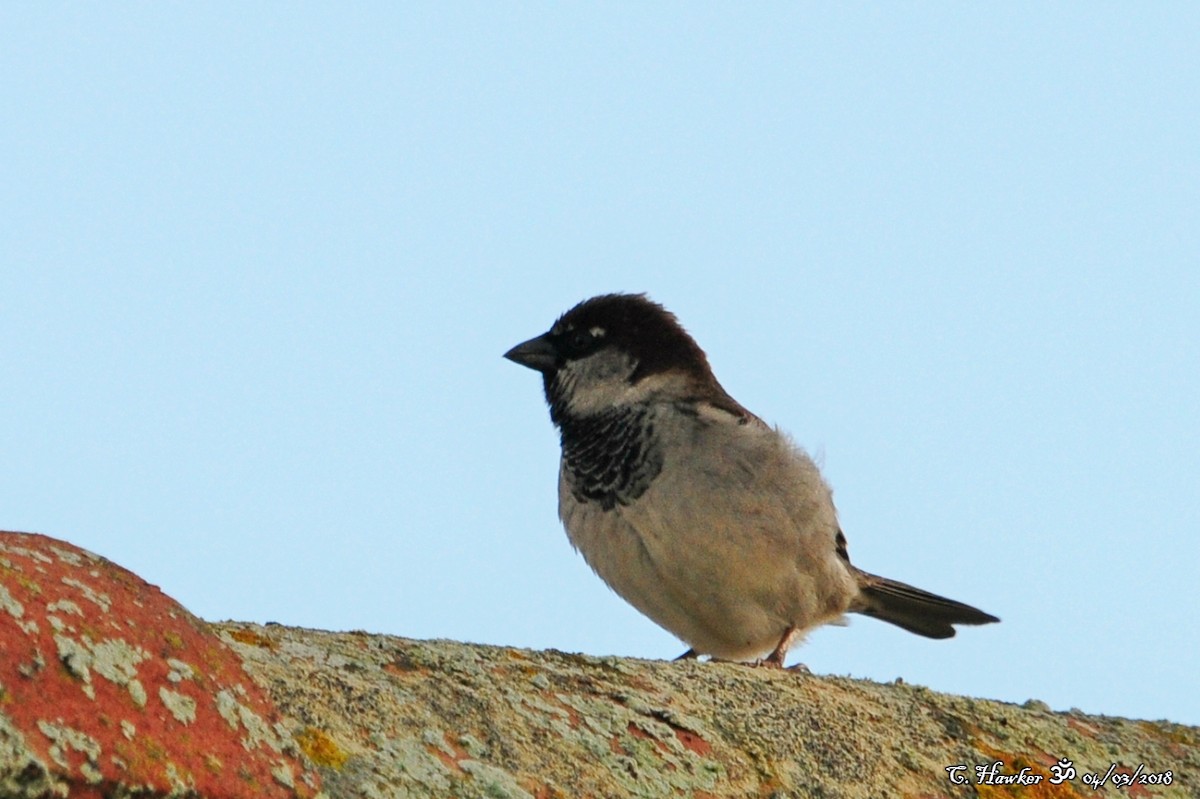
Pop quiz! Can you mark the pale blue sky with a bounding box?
[3,5,1197,728]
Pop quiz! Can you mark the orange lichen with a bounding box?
[674,726,712,757]
[625,720,670,757]
[1066,717,1101,739]
[226,628,277,650]
[0,531,320,799]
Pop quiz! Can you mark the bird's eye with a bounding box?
[557,325,606,356]
[559,328,600,356]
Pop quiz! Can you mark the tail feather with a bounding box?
[851,570,999,639]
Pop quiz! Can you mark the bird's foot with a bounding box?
[758,625,799,670]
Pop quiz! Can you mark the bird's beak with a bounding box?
[504,333,558,373]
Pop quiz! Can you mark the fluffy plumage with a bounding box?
[505,293,997,666]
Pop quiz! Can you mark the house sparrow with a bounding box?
[505,293,998,667]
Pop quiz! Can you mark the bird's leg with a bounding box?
[673,648,699,661]
[760,626,799,669]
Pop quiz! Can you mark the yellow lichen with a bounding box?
[227,628,276,649]
[296,727,348,769]
[1138,719,1198,747]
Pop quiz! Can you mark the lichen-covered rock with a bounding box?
[6,530,1197,798]
[0,531,320,799]
[220,622,1200,799]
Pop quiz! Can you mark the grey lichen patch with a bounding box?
[163,762,194,793]
[211,686,288,754]
[0,584,26,620]
[274,721,301,756]
[90,638,149,685]
[54,633,96,700]
[620,694,710,739]
[595,654,639,675]
[128,678,148,707]
[272,760,296,789]
[421,728,457,760]
[78,761,103,785]
[159,686,198,725]
[216,686,246,729]
[215,688,240,730]
[46,598,83,616]
[17,649,46,678]
[339,737,455,795]
[120,720,136,740]
[456,733,489,760]
[60,576,112,612]
[47,544,88,567]
[518,693,574,733]
[556,693,615,737]
[0,713,66,799]
[0,542,54,564]
[50,632,153,707]
[239,698,284,752]
[166,657,196,683]
[37,720,102,772]
[458,760,534,799]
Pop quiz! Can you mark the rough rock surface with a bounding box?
[220,622,1199,799]
[3,531,1198,798]
[0,531,319,798]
